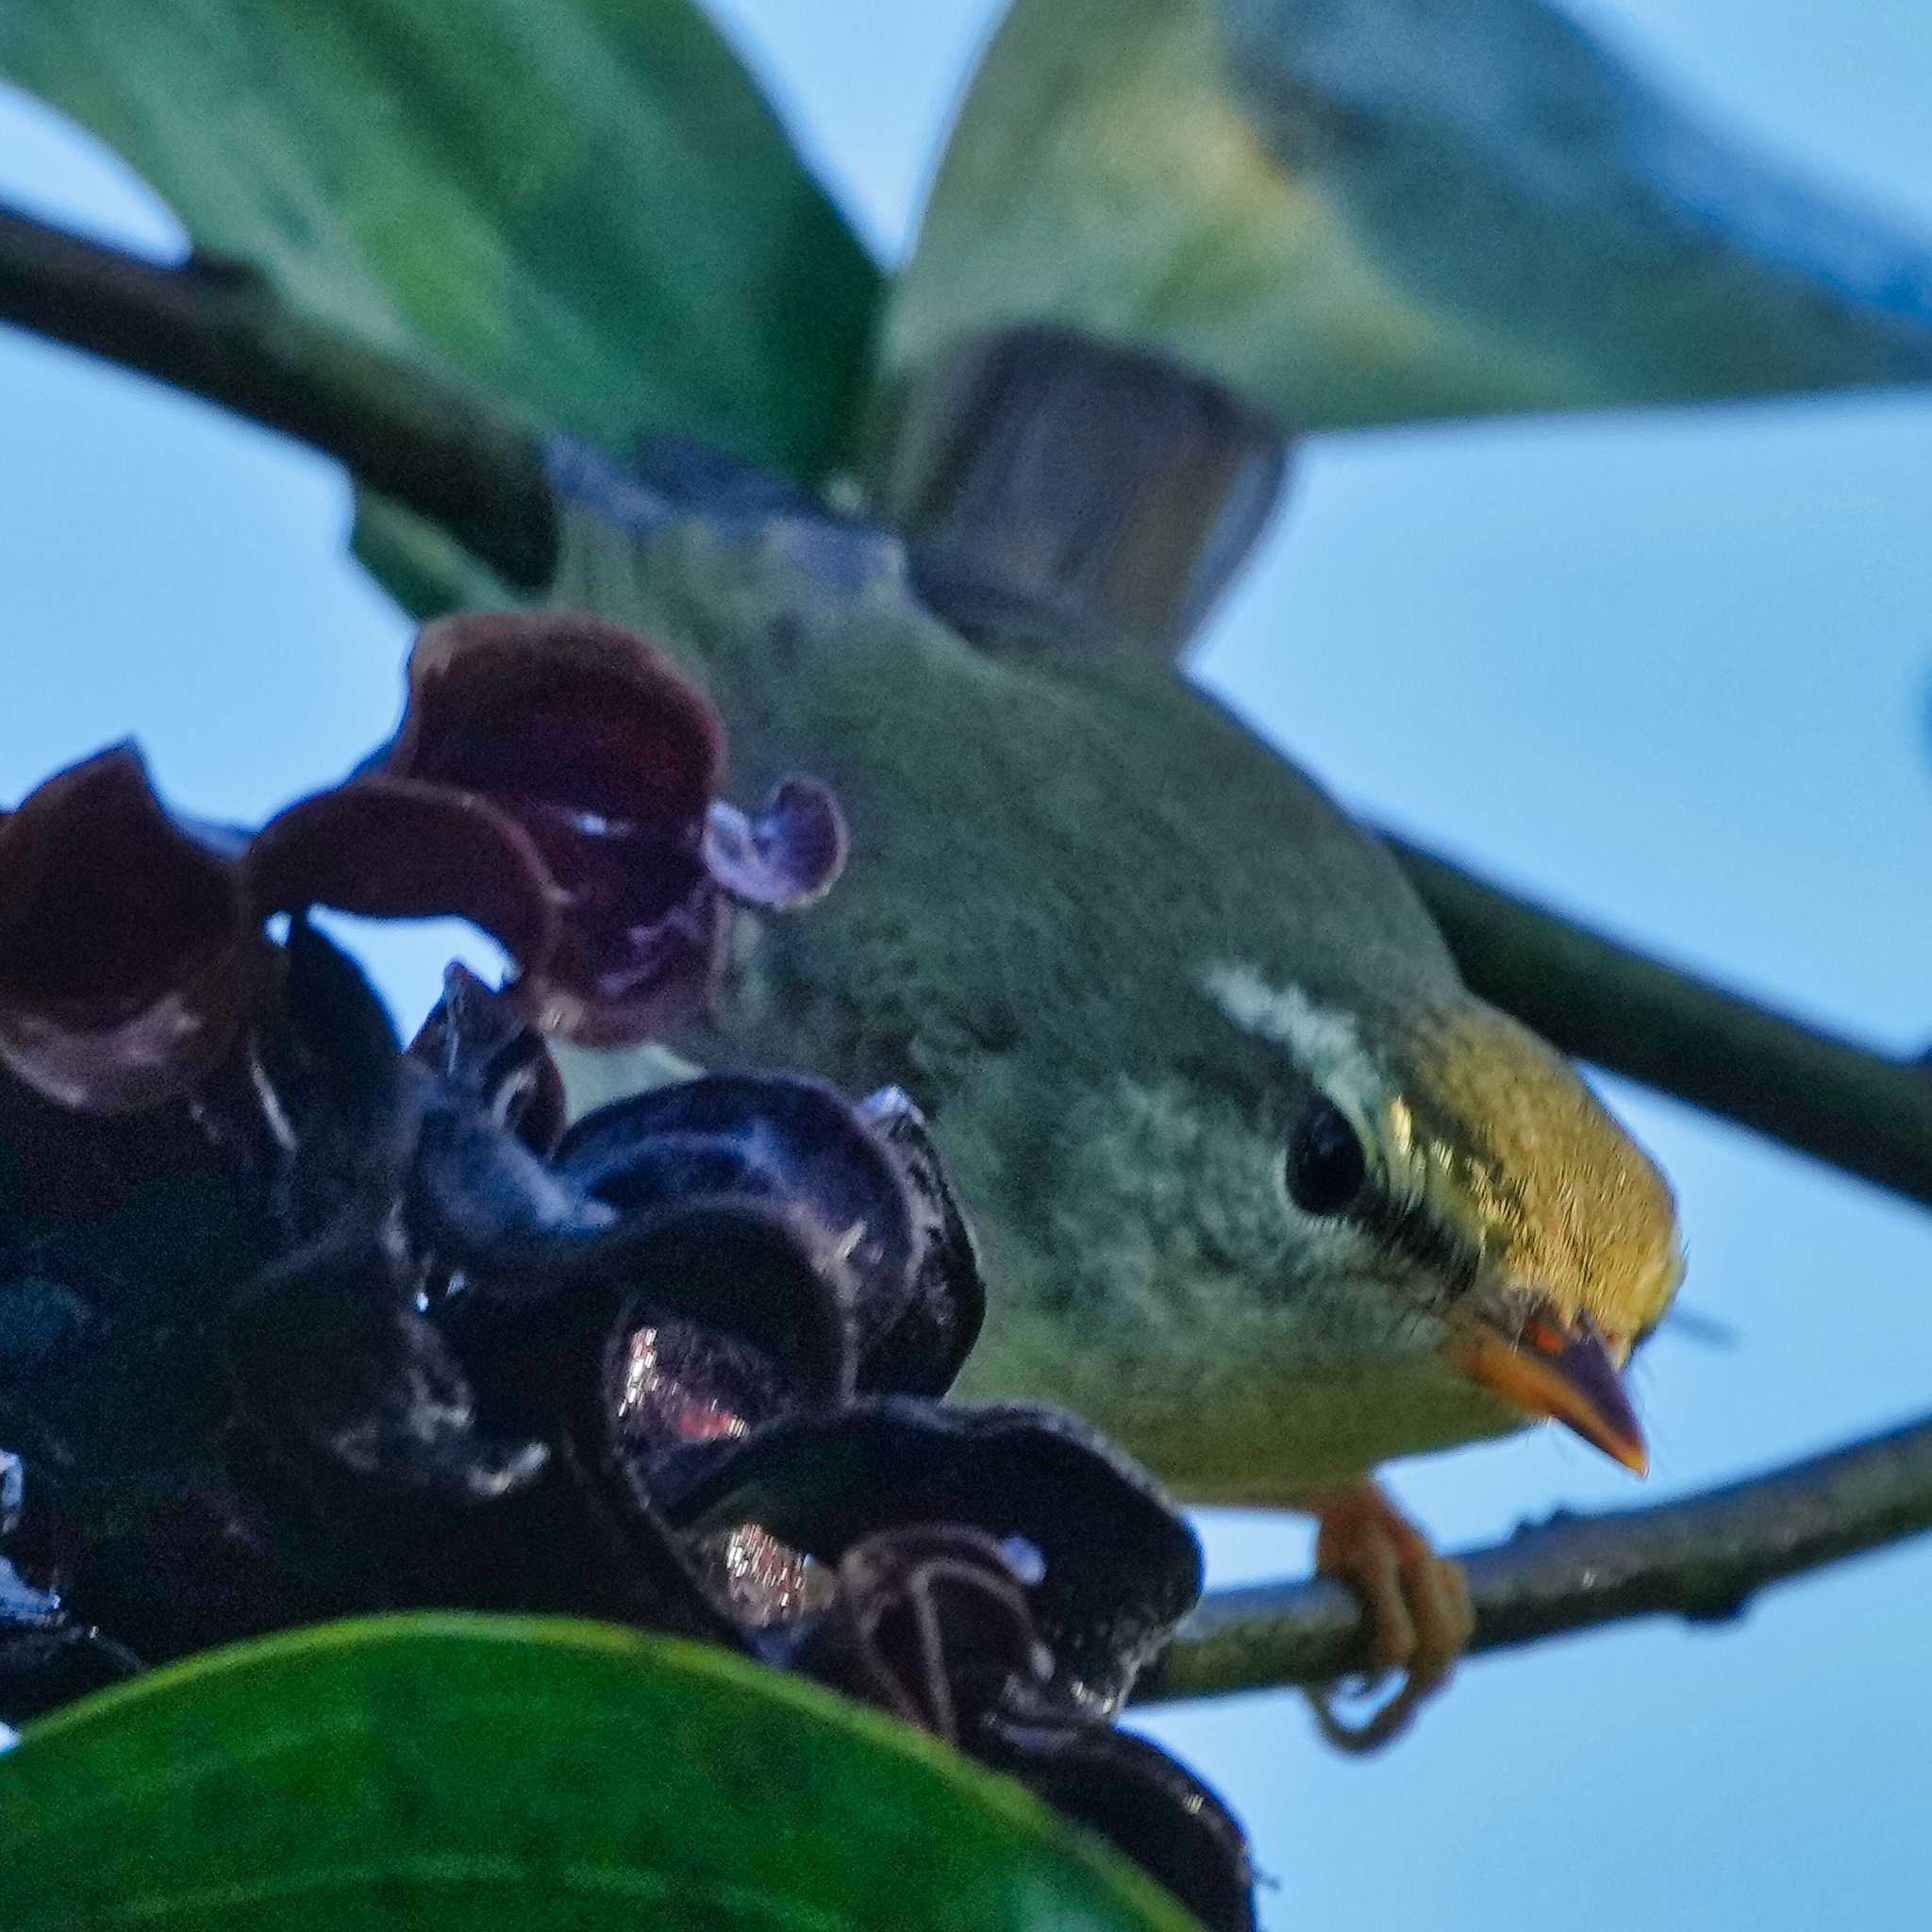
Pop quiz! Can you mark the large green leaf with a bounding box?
[880,0,1932,434]
[0,1,879,482]
[0,1613,1206,1931]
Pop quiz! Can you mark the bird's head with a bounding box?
[1193,958,1683,1476]
[958,954,1683,1495]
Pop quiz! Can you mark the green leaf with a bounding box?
[880,0,1932,435]
[0,1613,1207,1931]
[0,1,880,483]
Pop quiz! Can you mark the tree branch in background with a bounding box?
[0,201,556,587]
[4,199,1932,1212]
[1139,1409,1932,1704]
[1391,840,1932,1208]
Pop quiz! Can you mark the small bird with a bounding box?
[543,504,1685,1740]
[7,0,1767,1737]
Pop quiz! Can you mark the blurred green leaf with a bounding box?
[0,1613,1207,1931]
[881,0,1932,435]
[0,1,880,483]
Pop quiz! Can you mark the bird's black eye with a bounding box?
[1286,1099,1366,1215]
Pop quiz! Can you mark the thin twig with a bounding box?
[0,202,556,586]
[1136,1409,1932,1704]
[4,203,1930,1208]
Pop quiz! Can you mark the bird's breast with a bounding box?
[956,1303,1527,1503]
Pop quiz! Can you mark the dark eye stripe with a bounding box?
[1356,1188,1483,1299]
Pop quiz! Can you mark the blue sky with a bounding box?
[5,5,1932,1926]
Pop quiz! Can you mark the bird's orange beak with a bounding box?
[1456,1309,1649,1475]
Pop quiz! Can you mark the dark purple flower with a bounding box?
[352,610,846,1044]
[0,1451,140,1723]
[0,616,1244,1923]
[408,961,568,1155]
[0,747,555,1120]
[0,745,262,1113]
[0,614,848,1116]
[779,1522,1256,1932]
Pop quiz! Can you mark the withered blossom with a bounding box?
[0,628,1251,1928]
[0,611,846,1119]
[348,610,846,1042]
[0,745,262,1114]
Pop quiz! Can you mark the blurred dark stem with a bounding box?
[1391,839,1932,1207]
[0,202,555,586]
[1139,1408,1932,1704]
[4,205,1932,1211]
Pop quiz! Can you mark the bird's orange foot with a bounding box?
[1304,1478,1473,1752]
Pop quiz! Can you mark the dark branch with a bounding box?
[1391,838,1932,1208]
[5,204,1931,1211]
[1137,1409,1932,1704]
[0,201,556,586]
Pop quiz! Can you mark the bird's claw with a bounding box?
[1303,1479,1473,1752]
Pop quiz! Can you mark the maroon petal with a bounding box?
[703,777,848,909]
[980,1694,1258,1932]
[379,611,722,835]
[0,745,262,1111]
[508,859,725,1047]
[356,611,745,1048]
[248,777,563,974]
[486,796,718,1045]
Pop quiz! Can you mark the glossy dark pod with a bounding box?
[778,1521,1255,1932]
[652,1397,1203,1711]
[856,1086,987,1395]
[558,1074,915,1349]
[0,1451,140,1724]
